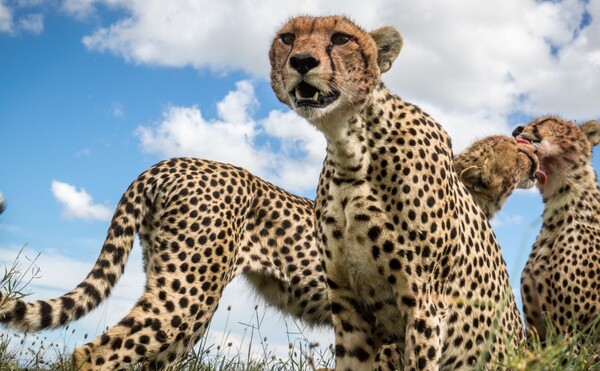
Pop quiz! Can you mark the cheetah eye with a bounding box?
[331,33,352,45]
[280,33,295,46]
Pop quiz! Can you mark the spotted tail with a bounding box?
[0,171,155,332]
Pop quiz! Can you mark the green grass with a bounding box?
[503,316,600,371]
[1,248,599,370]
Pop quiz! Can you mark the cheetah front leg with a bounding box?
[404,301,442,371]
[521,268,547,341]
[329,286,382,371]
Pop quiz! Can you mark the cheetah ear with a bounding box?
[369,26,403,73]
[459,166,489,191]
[582,120,600,147]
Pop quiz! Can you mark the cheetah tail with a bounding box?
[0,174,153,332]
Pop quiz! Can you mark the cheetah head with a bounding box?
[512,116,600,187]
[455,136,545,218]
[269,16,402,129]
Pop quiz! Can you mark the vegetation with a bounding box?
[1,249,598,370]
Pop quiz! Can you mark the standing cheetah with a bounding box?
[514,116,600,342]
[454,135,546,219]
[270,15,524,370]
[0,158,332,370]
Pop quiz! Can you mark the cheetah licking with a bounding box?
[515,116,600,342]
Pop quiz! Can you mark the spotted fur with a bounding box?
[270,15,524,370]
[0,137,535,370]
[454,135,543,219]
[514,116,600,341]
[0,158,331,370]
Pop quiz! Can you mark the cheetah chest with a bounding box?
[319,180,409,308]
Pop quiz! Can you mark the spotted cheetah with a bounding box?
[0,133,538,370]
[454,135,546,219]
[270,15,524,370]
[514,116,600,342]
[0,158,332,370]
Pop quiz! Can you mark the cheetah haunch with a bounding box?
[270,15,524,370]
[0,158,331,370]
[514,116,600,342]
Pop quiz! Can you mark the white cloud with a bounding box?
[136,80,326,195]
[79,0,600,142]
[110,101,124,118]
[51,180,112,221]
[18,13,43,34]
[490,212,525,228]
[75,148,92,157]
[0,0,13,33]
[61,0,98,19]
[0,2,44,35]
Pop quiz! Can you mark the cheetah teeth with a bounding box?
[295,89,320,102]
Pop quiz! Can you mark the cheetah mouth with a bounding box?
[535,169,547,186]
[516,135,540,145]
[290,81,339,108]
[517,139,548,186]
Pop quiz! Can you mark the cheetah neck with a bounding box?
[320,85,387,181]
[541,164,600,222]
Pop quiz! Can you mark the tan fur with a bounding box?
[515,116,600,342]
[454,135,540,218]
[0,159,332,370]
[271,15,524,371]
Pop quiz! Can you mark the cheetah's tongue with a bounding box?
[515,136,530,144]
[536,169,547,186]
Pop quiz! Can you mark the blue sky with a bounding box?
[1,0,599,362]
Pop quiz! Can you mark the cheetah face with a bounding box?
[269,16,402,128]
[513,116,600,182]
[455,136,545,217]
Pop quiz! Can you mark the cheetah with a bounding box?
[270,15,524,370]
[0,134,537,370]
[0,158,332,370]
[454,135,546,219]
[514,116,600,342]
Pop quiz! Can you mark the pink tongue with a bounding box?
[536,169,548,186]
[516,136,530,144]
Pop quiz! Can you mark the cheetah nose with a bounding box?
[290,53,320,75]
[512,125,524,137]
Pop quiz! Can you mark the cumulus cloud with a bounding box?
[61,0,98,19]
[0,1,45,35]
[0,0,13,33]
[51,180,112,221]
[18,13,43,34]
[137,80,326,194]
[80,0,600,125]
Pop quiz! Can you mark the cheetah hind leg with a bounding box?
[72,266,229,370]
